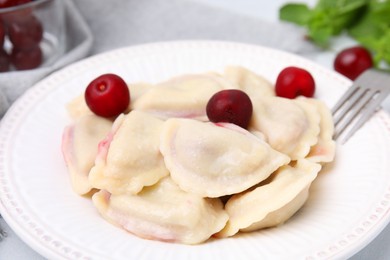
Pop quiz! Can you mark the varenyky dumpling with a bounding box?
[132,73,237,120]
[250,96,321,160]
[216,159,321,238]
[223,66,275,98]
[61,66,336,245]
[89,111,169,195]
[160,118,290,198]
[61,115,112,195]
[300,98,336,163]
[92,177,228,244]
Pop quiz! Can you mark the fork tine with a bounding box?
[339,109,376,144]
[332,69,390,144]
[333,89,377,137]
[331,85,360,115]
[337,91,387,144]
[333,87,367,124]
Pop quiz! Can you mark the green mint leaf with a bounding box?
[316,0,368,12]
[348,14,385,40]
[279,0,370,47]
[354,30,390,68]
[321,0,368,33]
[279,3,312,25]
[370,0,390,14]
[373,31,390,67]
[304,9,340,45]
[348,0,390,39]
[307,26,333,47]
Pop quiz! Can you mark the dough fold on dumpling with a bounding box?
[132,73,237,120]
[92,177,228,245]
[216,160,321,238]
[61,115,112,195]
[250,96,321,160]
[89,111,169,195]
[223,66,275,98]
[160,118,290,198]
[299,97,336,163]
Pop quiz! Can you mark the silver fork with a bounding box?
[332,69,390,144]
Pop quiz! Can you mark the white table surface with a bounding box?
[1,0,390,259]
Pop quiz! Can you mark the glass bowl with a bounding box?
[0,0,66,72]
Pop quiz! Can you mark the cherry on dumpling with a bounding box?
[206,89,253,129]
[275,66,315,99]
[85,73,130,118]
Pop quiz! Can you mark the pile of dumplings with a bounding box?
[61,66,336,244]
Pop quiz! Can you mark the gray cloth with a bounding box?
[74,0,318,55]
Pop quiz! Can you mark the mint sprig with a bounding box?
[279,0,390,67]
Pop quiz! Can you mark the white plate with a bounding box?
[1,41,390,260]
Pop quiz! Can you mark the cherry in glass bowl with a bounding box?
[0,0,66,71]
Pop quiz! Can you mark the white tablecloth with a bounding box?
[1,0,390,259]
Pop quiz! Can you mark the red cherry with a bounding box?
[206,89,253,129]
[334,46,373,80]
[0,49,10,72]
[85,74,130,118]
[0,3,34,23]
[275,66,315,99]
[15,0,31,4]
[0,0,31,8]
[8,15,43,49]
[11,45,42,70]
[0,22,5,47]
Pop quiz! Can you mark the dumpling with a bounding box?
[92,177,228,244]
[223,66,275,98]
[132,73,237,120]
[216,159,321,238]
[128,82,154,110]
[61,115,112,195]
[66,94,93,119]
[250,96,321,160]
[159,118,290,198]
[89,111,169,195]
[300,98,336,163]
